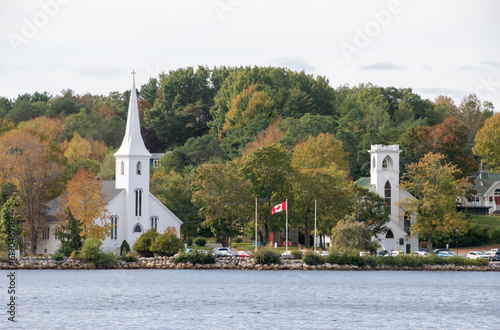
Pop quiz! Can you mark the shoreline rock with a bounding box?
[2,256,499,271]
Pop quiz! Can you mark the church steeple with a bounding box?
[114,71,151,157]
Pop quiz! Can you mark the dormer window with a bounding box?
[137,161,142,175]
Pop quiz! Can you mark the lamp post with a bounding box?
[455,229,459,255]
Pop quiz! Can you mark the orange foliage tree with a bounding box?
[58,169,111,240]
[0,130,63,254]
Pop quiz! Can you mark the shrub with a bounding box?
[120,240,131,255]
[195,238,206,247]
[424,254,445,265]
[52,251,64,261]
[70,250,80,260]
[121,254,137,262]
[254,246,280,265]
[491,228,500,244]
[302,251,324,265]
[96,252,118,267]
[150,232,184,257]
[186,237,193,246]
[80,237,102,263]
[291,250,303,259]
[133,229,159,257]
[233,237,243,243]
[173,250,215,264]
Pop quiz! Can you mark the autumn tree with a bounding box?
[397,153,470,252]
[58,169,111,240]
[192,162,252,247]
[291,133,349,173]
[401,117,478,178]
[0,130,63,254]
[473,113,500,171]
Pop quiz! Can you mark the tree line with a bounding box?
[0,65,499,254]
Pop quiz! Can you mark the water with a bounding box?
[3,269,500,329]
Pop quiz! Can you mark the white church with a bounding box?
[38,77,183,254]
[361,144,418,253]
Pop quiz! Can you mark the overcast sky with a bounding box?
[1,0,499,110]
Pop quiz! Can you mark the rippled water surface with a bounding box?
[4,269,500,329]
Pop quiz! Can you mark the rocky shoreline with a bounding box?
[2,256,500,271]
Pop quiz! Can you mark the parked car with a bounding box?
[467,251,488,259]
[238,251,252,258]
[433,248,451,254]
[319,251,329,257]
[377,250,390,257]
[437,251,457,257]
[414,251,430,257]
[489,251,500,261]
[214,247,238,257]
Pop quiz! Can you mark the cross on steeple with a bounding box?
[131,69,136,80]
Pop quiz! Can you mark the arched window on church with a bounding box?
[404,213,410,235]
[121,161,124,175]
[135,188,143,217]
[382,158,388,169]
[133,223,143,233]
[110,215,118,240]
[384,181,391,207]
[150,216,158,231]
[137,161,142,175]
[385,229,394,239]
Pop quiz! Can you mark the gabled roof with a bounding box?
[473,173,500,195]
[356,177,372,188]
[101,180,124,203]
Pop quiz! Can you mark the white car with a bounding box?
[467,251,488,259]
[414,251,430,257]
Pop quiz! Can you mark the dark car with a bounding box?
[490,251,500,262]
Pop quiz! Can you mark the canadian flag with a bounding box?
[271,201,287,215]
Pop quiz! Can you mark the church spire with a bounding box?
[115,71,151,157]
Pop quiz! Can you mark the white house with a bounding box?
[350,145,418,253]
[37,77,183,254]
[458,172,500,215]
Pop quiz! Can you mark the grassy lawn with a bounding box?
[470,214,500,232]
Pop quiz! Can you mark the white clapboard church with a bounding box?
[355,145,419,253]
[38,76,183,254]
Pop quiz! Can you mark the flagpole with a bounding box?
[314,199,317,252]
[285,199,288,253]
[255,198,258,251]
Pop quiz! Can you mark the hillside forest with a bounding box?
[0,66,497,252]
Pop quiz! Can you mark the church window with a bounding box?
[150,216,158,231]
[372,156,375,168]
[42,226,50,240]
[133,223,143,233]
[135,188,143,216]
[110,215,118,240]
[385,229,394,239]
[121,161,124,175]
[384,181,391,207]
[137,161,142,175]
[382,158,388,169]
[404,213,410,235]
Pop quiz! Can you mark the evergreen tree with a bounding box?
[55,208,84,257]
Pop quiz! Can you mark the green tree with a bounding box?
[397,153,470,252]
[348,185,390,237]
[240,145,292,245]
[473,113,500,171]
[330,214,380,253]
[55,208,84,257]
[192,162,252,247]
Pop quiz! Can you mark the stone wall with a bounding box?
[2,256,500,271]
